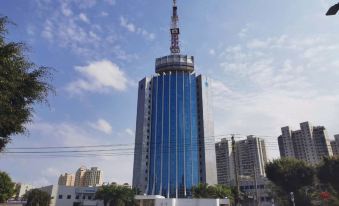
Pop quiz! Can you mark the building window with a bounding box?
[58,195,63,199]
[67,195,71,199]
[88,196,92,200]
[75,195,79,199]
[83,195,86,199]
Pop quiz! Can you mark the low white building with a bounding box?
[135,195,230,206]
[13,183,34,200]
[38,185,104,206]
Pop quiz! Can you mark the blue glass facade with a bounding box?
[147,71,199,198]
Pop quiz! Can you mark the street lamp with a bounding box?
[326,3,339,15]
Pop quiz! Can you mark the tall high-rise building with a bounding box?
[132,0,217,198]
[58,173,75,186]
[83,167,103,187]
[331,134,339,156]
[215,138,235,186]
[215,136,267,186]
[278,122,333,164]
[235,136,267,178]
[74,166,103,187]
[74,166,87,187]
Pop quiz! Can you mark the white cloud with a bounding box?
[238,24,251,38]
[61,2,73,17]
[67,60,129,93]
[120,16,155,40]
[79,13,90,23]
[90,119,113,135]
[100,11,109,17]
[37,0,130,58]
[209,49,216,55]
[41,20,54,40]
[125,128,135,138]
[212,34,339,160]
[104,0,116,5]
[42,167,61,177]
[120,16,135,32]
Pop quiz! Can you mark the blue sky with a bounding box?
[1,0,339,186]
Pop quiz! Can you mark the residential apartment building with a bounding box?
[331,134,339,156]
[83,167,103,187]
[58,173,75,186]
[74,166,87,187]
[236,136,267,178]
[278,122,333,165]
[215,138,235,186]
[215,136,267,187]
[59,166,103,188]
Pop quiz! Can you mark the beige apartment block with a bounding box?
[58,173,75,186]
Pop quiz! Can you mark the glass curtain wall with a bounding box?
[147,71,199,198]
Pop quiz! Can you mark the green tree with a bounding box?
[23,189,51,206]
[317,157,339,193]
[192,183,209,198]
[0,16,53,151]
[266,158,314,193]
[95,184,135,206]
[0,171,15,203]
[265,158,315,205]
[192,184,234,204]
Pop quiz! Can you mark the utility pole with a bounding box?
[232,135,240,206]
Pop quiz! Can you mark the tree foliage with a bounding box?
[23,189,51,206]
[0,171,15,203]
[317,157,339,192]
[0,16,53,151]
[95,184,135,206]
[192,184,234,203]
[265,157,314,193]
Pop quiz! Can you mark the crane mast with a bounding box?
[170,0,180,54]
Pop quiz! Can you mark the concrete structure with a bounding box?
[58,173,75,186]
[75,166,87,187]
[13,183,34,200]
[74,166,103,187]
[134,196,230,206]
[83,167,103,187]
[215,138,235,186]
[235,136,267,178]
[331,134,339,156]
[38,185,104,206]
[132,0,217,199]
[237,177,273,206]
[215,136,267,187]
[278,122,333,164]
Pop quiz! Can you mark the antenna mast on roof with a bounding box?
[170,0,180,54]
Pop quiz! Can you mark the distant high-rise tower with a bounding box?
[215,138,235,186]
[132,0,217,198]
[278,122,333,164]
[74,166,87,187]
[74,166,103,187]
[331,134,339,156]
[235,136,267,178]
[58,173,75,186]
[215,136,267,186]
